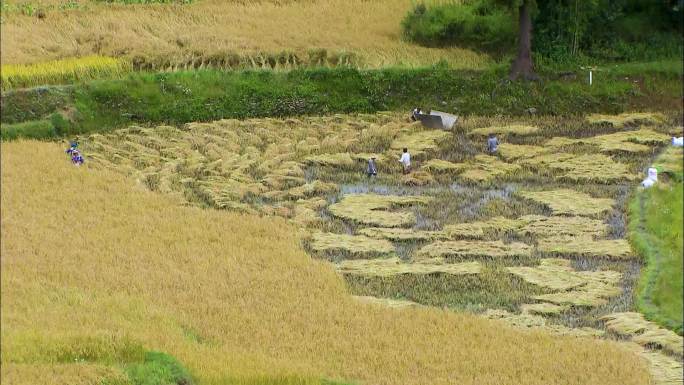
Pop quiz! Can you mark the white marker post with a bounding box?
[589,70,593,86]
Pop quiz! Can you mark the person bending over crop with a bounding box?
[399,148,411,174]
[367,157,378,177]
[71,150,84,166]
[487,134,499,154]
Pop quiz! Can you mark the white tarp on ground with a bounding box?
[672,137,683,147]
[416,111,458,130]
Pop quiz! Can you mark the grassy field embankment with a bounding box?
[629,148,684,334]
[0,140,654,385]
[2,62,681,140]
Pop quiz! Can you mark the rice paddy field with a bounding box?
[0,0,489,70]
[3,110,671,384]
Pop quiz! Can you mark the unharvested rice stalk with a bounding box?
[586,112,666,128]
[352,295,421,309]
[291,205,322,227]
[390,129,451,157]
[442,217,524,239]
[517,189,614,217]
[483,309,604,338]
[416,240,532,259]
[517,215,609,238]
[421,159,467,173]
[537,237,634,259]
[309,232,395,257]
[328,194,432,227]
[467,125,540,137]
[600,313,684,357]
[520,303,570,316]
[357,227,447,242]
[458,155,522,183]
[336,257,482,277]
[496,144,550,161]
[1,56,131,90]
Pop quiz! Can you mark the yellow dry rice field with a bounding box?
[0,0,490,69]
[2,140,656,385]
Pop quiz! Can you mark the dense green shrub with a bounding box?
[1,120,56,140]
[401,1,514,52]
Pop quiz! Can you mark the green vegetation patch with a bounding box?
[600,312,683,357]
[651,146,684,181]
[336,257,482,277]
[327,194,432,227]
[309,233,395,257]
[125,351,194,385]
[416,240,532,259]
[1,119,56,140]
[517,189,614,217]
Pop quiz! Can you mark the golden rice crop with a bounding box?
[0,0,491,69]
[3,141,655,385]
[327,194,432,228]
[1,55,130,90]
[308,232,395,257]
[416,240,533,259]
[336,257,482,277]
[537,237,634,259]
[484,309,605,338]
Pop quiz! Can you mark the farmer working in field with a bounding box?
[66,140,78,155]
[487,133,499,154]
[399,148,411,174]
[71,150,84,166]
[410,107,421,121]
[367,156,378,177]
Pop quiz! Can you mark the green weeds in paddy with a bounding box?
[344,263,547,312]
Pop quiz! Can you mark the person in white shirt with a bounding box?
[399,148,411,174]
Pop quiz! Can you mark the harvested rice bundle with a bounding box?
[600,312,683,357]
[483,309,604,338]
[517,189,614,217]
[336,257,482,277]
[545,154,636,182]
[621,343,684,385]
[443,217,524,239]
[261,174,306,190]
[304,153,355,167]
[286,181,338,200]
[517,215,609,238]
[468,125,540,137]
[520,303,570,315]
[421,159,467,173]
[416,240,533,259]
[357,227,447,242]
[390,129,451,157]
[496,143,550,161]
[295,197,328,211]
[352,295,421,309]
[458,155,522,183]
[309,232,395,257]
[519,152,575,168]
[586,112,665,128]
[537,236,634,259]
[328,194,432,227]
[291,205,321,227]
[401,170,435,186]
[507,259,591,291]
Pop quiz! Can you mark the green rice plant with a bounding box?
[336,257,482,277]
[1,56,131,90]
[537,237,634,259]
[416,240,532,259]
[600,313,683,357]
[517,189,614,217]
[327,194,433,227]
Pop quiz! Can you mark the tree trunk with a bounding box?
[509,1,537,81]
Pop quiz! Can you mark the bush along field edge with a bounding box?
[2,63,682,140]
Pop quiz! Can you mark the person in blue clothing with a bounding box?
[71,150,84,166]
[66,140,78,155]
[487,133,499,154]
